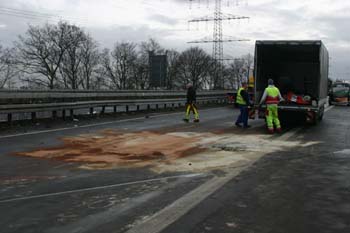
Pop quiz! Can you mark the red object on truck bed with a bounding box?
[285,92,311,105]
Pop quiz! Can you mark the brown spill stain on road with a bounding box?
[16,130,208,169]
[14,127,310,172]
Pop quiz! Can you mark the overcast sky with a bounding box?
[0,0,349,79]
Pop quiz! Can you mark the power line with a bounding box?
[187,0,249,89]
[0,6,93,25]
[0,7,59,16]
[0,8,57,21]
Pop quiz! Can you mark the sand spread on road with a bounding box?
[16,131,207,168]
[16,129,318,172]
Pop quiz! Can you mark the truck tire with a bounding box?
[318,112,323,121]
[312,112,319,125]
[306,111,317,125]
[318,106,324,121]
[328,95,333,105]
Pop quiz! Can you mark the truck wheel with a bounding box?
[318,106,324,121]
[328,97,333,105]
[312,114,319,125]
[306,111,318,125]
[318,113,323,121]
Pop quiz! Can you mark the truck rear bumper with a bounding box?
[256,105,319,112]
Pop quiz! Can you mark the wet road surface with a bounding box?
[0,105,349,233]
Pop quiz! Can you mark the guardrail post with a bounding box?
[172,103,175,110]
[62,110,66,120]
[137,105,140,112]
[164,103,166,109]
[90,107,94,115]
[100,106,105,114]
[31,112,36,122]
[114,106,117,113]
[52,111,57,119]
[156,104,158,110]
[7,113,12,123]
[147,104,150,111]
[70,109,74,119]
[126,105,129,113]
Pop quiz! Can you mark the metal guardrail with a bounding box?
[0,90,229,123]
[0,90,227,104]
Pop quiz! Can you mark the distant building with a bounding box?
[149,51,167,89]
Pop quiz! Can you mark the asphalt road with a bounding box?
[0,105,349,233]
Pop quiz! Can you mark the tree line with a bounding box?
[0,21,252,90]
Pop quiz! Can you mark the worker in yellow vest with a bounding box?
[259,79,285,133]
[235,82,252,128]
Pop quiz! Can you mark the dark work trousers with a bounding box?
[235,105,248,127]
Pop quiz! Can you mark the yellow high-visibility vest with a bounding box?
[266,86,280,104]
[236,87,247,105]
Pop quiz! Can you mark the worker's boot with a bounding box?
[268,128,274,134]
[276,128,282,133]
[194,119,200,123]
[183,118,189,123]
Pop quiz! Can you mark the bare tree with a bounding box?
[175,47,212,90]
[0,46,19,89]
[139,38,165,59]
[205,59,222,90]
[227,58,245,89]
[80,34,100,90]
[166,49,180,90]
[59,25,86,89]
[101,42,137,89]
[131,57,149,90]
[15,21,77,89]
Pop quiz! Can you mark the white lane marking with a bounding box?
[125,167,247,233]
[333,149,350,155]
[0,173,203,204]
[325,105,334,112]
[0,117,146,139]
[278,128,302,141]
[0,107,229,139]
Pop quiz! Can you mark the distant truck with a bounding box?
[329,81,350,106]
[254,40,329,124]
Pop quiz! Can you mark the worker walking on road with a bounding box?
[235,82,252,128]
[183,83,199,123]
[259,78,284,133]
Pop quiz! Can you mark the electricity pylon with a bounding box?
[188,0,249,89]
